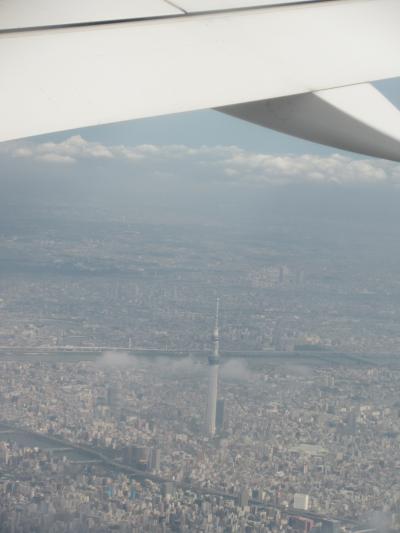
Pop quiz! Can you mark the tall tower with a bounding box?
[206,298,220,435]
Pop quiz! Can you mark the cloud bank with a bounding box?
[2,134,400,186]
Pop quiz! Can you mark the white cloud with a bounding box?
[3,134,400,186]
[19,135,114,163]
[97,351,134,368]
[13,147,33,158]
[36,153,75,164]
[221,152,394,185]
[221,359,254,382]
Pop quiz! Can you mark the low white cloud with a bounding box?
[50,135,112,160]
[13,147,33,158]
[221,359,254,382]
[36,153,75,164]
[98,351,135,368]
[96,351,205,377]
[222,152,392,185]
[3,134,400,186]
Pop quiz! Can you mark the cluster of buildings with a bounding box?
[1,350,399,531]
[2,213,400,357]
[0,442,346,533]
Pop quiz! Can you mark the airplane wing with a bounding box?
[0,0,399,161]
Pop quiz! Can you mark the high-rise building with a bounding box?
[206,298,220,435]
[132,446,149,469]
[148,448,161,472]
[123,445,149,469]
[106,384,120,410]
[216,398,225,432]
[279,265,285,283]
[293,493,310,511]
[161,481,175,498]
[238,488,250,508]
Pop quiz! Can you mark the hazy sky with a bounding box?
[0,78,399,220]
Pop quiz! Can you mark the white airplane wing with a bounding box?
[0,0,400,160]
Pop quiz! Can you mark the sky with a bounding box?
[0,78,399,223]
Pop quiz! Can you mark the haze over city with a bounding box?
[1,76,400,533]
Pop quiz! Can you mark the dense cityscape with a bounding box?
[1,187,400,531]
[2,200,400,356]
[1,352,399,532]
